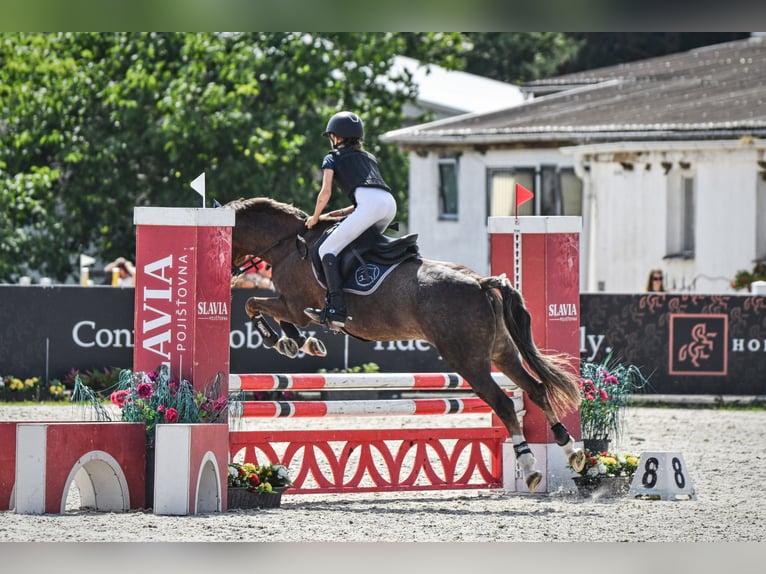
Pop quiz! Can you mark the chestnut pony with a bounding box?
[226,197,585,491]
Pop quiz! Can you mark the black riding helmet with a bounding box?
[322,111,364,140]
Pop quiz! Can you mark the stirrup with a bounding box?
[304,306,346,330]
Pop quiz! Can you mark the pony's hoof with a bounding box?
[275,337,299,359]
[525,471,542,493]
[569,449,587,473]
[300,337,327,357]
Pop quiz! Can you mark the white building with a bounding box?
[382,37,766,293]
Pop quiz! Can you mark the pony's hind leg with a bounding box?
[452,366,543,493]
[492,344,586,474]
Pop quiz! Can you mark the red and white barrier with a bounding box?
[13,422,146,514]
[153,423,229,515]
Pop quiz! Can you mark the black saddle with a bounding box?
[310,223,420,288]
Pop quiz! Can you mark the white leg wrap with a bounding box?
[512,435,536,472]
[560,437,576,457]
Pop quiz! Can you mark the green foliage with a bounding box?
[579,355,649,441]
[318,362,380,374]
[731,262,766,292]
[62,367,121,393]
[0,32,463,283]
[458,33,583,84]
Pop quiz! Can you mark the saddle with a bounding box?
[310,223,420,295]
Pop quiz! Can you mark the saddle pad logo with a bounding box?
[354,263,381,288]
[668,314,728,376]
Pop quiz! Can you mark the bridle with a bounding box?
[231,223,312,276]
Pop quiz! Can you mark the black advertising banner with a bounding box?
[0,287,448,382]
[579,293,766,395]
[2,287,764,394]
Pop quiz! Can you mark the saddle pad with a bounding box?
[314,261,403,296]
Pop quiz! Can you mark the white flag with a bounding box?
[79,254,96,267]
[191,172,206,207]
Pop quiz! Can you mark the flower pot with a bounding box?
[227,486,288,509]
[573,475,631,498]
[583,438,610,454]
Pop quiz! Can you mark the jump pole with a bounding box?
[489,216,582,493]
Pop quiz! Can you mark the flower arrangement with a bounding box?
[228,462,292,494]
[47,379,66,400]
[571,448,640,495]
[581,449,640,479]
[73,364,230,446]
[1,375,40,401]
[579,354,649,442]
[731,261,766,291]
[5,376,39,393]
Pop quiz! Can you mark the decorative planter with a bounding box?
[582,438,611,454]
[228,486,288,509]
[573,475,631,498]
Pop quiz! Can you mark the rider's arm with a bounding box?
[307,169,334,229]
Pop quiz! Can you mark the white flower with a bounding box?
[228,465,238,478]
[596,462,607,475]
[274,464,291,482]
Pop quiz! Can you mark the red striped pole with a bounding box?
[229,372,518,393]
[233,395,523,418]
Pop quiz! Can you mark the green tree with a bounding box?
[0,32,464,283]
[458,33,583,85]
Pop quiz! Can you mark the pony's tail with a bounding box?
[480,274,581,414]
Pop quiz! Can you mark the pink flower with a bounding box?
[605,375,619,385]
[157,404,165,413]
[147,371,158,381]
[214,396,228,410]
[165,407,178,423]
[598,389,608,402]
[137,382,153,399]
[110,389,129,408]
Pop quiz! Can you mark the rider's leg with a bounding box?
[306,187,395,329]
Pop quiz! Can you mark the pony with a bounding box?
[225,197,586,491]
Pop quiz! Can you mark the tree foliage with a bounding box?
[0,32,463,282]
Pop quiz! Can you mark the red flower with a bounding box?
[165,407,178,423]
[110,389,129,408]
[598,389,608,402]
[248,474,261,487]
[137,382,153,399]
[157,404,165,413]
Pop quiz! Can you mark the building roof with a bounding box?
[382,37,766,147]
[392,55,525,118]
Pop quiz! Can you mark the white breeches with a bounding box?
[318,187,397,258]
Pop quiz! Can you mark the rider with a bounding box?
[305,111,397,330]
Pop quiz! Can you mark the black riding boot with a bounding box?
[306,253,347,329]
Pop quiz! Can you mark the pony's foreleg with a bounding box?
[250,314,280,348]
[277,322,327,358]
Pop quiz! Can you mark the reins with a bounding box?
[231,220,313,276]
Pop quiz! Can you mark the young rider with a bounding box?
[305,111,397,330]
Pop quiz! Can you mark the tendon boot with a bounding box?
[304,253,348,330]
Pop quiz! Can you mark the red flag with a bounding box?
[515,183,534,208]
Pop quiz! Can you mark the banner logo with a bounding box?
[669,314,728,375]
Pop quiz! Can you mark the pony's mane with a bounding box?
[226,197,307,220]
